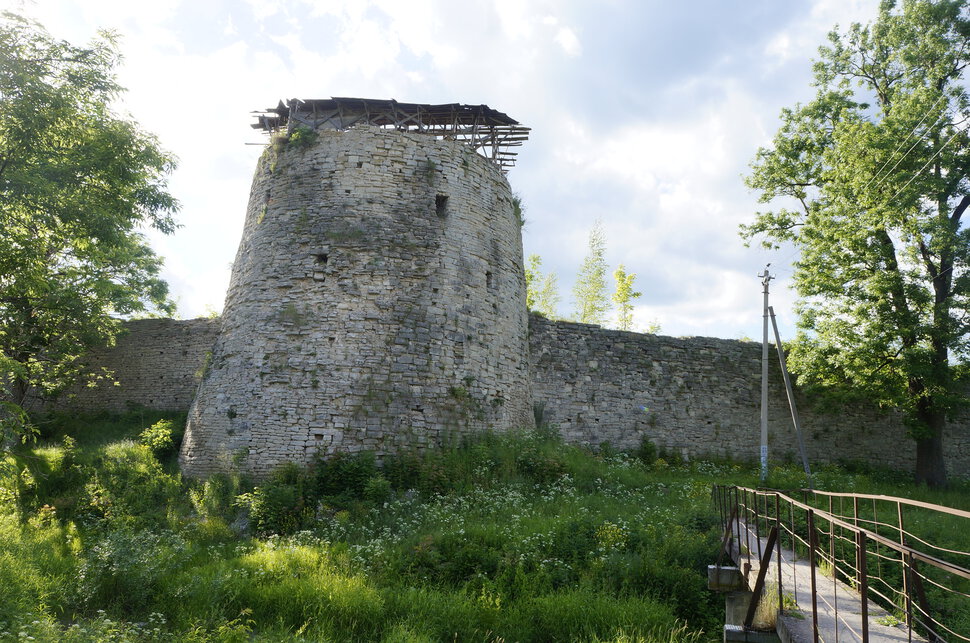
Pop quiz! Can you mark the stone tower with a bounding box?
[180,98,533,478]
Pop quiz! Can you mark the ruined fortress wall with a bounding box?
[44,315,969,478]
[32,318,220,414]
[529,316,970,478]
[180,127,533,478]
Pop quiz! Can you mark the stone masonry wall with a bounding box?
[529,315,970,479]
[31,318,220,414]
[45,314,969,479]
[180,126,533,478]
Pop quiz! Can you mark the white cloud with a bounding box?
[244,0,282,22]
[554,26,581,57]
[2,0,880,335]
[758,0,878,74]
[495,0,536,40]
[763,32,793,67]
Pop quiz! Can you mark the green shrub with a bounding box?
[636,436,658,464]
[75,528,187,615]
[363,474,392,505]
[12,421,960,641]
[189,471,247,520]
[402,530,504,587]
[549,516,599,567]
[415,454,454,496]
[139,419,180,460]
[599,441,617,458]
[0,513,79,626]
[383,451,422,491]
[13,437,87,519]
[288,125,318,149]
[88,441,182,525]
[37,408,185,447]
[235,462,312,536]
[314,451,378,502]
[515,442,566,484]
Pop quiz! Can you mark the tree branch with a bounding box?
[950,194,970,229]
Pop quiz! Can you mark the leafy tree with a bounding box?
[0,13,178,419]
[524,254,561,319]
[743,0,970,486]
[572,222,611,325]
[611,264,642,331]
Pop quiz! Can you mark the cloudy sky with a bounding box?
[8,0,881,339]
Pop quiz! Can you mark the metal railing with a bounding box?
[713,485,970,642]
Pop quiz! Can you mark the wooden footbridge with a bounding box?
[710,486,970,642]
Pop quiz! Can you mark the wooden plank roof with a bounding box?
[251,97,530,170]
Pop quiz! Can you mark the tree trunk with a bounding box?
[12,376,27,409]
[914,408,947,487]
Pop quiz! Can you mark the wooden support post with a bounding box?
[717,505,739,568]
[909,558,938,642]
[754,492,763,561]
[775,493,783,613]
[744,526,779,628]
[898,502,910,629]
[829,496,835,576]
[735,487,742,568]
[858,530,869,643]
[808,509,820,643]
[853,496,860,584]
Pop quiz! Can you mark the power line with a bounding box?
[861,92,949,194]
[885,119,968,205]
[869,111,952,194]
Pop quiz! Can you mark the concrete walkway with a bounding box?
[731,520,924,643]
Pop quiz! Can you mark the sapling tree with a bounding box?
[572,222,612,325]
[612,264,642,331]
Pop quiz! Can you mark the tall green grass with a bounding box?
[1,411,966,642]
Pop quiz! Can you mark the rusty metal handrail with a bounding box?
[796,489,970,520]
[713,485,970,643]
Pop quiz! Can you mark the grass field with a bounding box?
[0,410,967,642]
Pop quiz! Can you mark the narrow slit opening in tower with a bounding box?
[486,271,493,289]
[436,194,449,218]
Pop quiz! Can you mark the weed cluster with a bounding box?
[2,410,966,642]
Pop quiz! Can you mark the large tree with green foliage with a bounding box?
[572,222,611,325]
[0,13,178,425]
[744,0,970,486]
